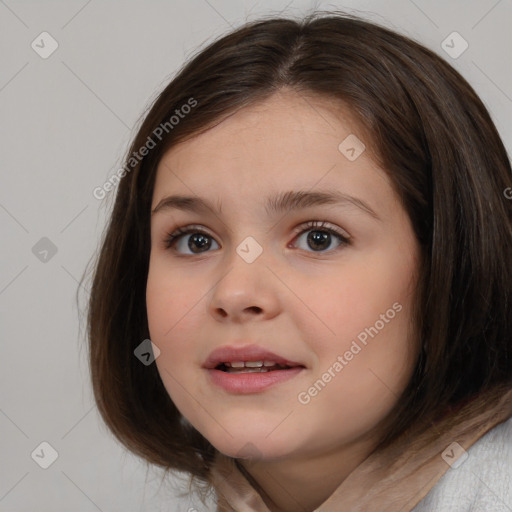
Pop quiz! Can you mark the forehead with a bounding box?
[152,90,390,216]
[160,91,366,163]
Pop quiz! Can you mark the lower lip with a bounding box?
[206,367,304,393]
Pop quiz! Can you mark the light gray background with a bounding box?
[1,0,510,510]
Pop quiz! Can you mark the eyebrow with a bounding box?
[151,190,381,221]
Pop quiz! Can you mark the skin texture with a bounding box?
[146,90,421,512]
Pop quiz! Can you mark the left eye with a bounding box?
[292,221,350,253]
[164,221,350,255]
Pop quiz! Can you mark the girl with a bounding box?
[85,11,512,512]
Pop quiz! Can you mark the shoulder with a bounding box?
[413,416,512,512]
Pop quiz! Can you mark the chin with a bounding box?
[177,402,307,461]
[204,426,299,462]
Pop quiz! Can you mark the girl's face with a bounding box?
[146,90,420,462]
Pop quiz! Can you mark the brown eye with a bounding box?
[164,226,220,254]
[186,233,214,253]
[292,221,350,253]
[164,221,350,256]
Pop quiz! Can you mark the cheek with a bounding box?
[146,260,202,409]
[146,268,174,341]
[303,248,419,419]
[310,253,415,352]
[146,258,202,359]
[295,268,417,443]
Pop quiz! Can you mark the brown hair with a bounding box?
[83,10,512,488]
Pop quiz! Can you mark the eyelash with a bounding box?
[163,220,351,255]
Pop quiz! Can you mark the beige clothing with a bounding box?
[210,388,512,511]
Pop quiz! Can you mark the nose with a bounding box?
[207,245,281,323]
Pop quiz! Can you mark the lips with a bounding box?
[204,344,305,393]
[203,344,305,371]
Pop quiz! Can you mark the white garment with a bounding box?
[413,416,512,511]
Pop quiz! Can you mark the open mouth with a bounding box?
[215,361,299,374]
[207,356,306,393]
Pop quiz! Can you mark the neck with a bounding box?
[237,435,379,512]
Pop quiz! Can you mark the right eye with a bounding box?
[164,225,220,255]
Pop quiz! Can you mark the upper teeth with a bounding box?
[226,361,277,368]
